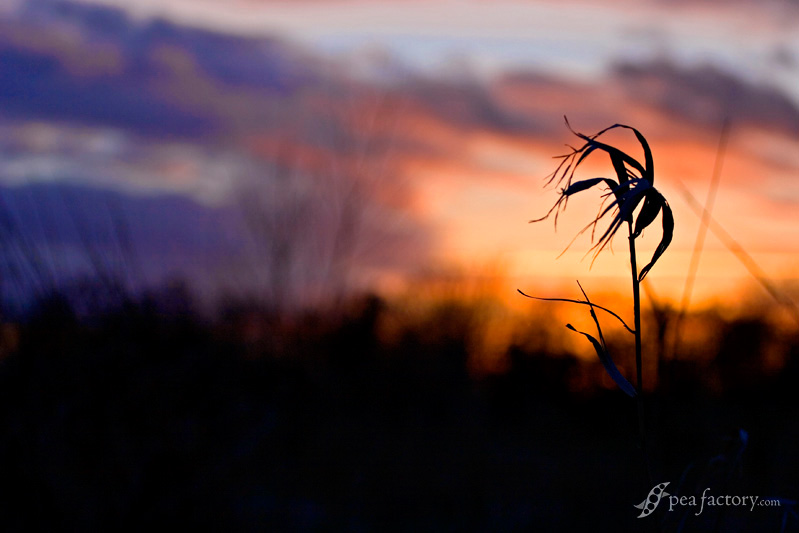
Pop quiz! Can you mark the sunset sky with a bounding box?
[0,0,797,316]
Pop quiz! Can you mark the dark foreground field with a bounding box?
[0,294,796,532]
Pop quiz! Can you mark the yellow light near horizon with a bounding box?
[393,104,799,318]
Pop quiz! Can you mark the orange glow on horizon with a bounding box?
[385,98,799,315]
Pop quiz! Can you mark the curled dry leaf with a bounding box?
[533,118,673,279]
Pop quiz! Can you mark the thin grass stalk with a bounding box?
[628,219,651,483]
[530,120,672,485]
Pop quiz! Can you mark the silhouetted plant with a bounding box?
[525,118,674,478]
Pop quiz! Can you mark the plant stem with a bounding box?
[628,220,652,483]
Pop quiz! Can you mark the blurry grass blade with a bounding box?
[566,324,637,397]
[638,199,674,281]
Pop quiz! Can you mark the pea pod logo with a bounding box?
[634,482,671,518]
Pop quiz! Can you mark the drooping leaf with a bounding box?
[588,122,653,183]
[562,177,608,196]
[632,190,663,238]
[590,179,643,229]
[602,178,621,196]
[566,323,637,397]
[603,123,654,183]
[517,289,635,333]
[535,120,672,274]
[609,151,629,186]
[573,144,601,175]
[638,198,674,281]
[629,126,654,184]
[564,118,647,180]
[617,180,649,225]
[577,136,646,179]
